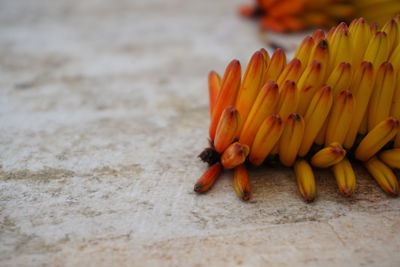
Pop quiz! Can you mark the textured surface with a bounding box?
[1,0,400,266]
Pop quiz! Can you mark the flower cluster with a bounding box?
[240,0,400,32]
[194,16,400,202]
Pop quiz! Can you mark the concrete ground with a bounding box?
[1,0,399,266]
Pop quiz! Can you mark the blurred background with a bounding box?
[240,0,400,33]
[1,0,400,266]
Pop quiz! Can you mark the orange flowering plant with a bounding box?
[195,16,400,202]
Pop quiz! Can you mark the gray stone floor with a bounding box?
[1,0,399,266]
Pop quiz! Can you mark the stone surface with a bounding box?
[1,0,400,266]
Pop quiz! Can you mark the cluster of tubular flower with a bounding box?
[194,16,400,202]
[239,0,400,33]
